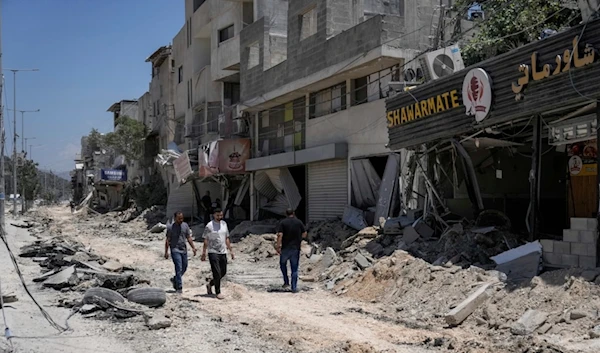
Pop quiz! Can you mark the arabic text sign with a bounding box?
[100,169,127,182]
[512,36,597,99]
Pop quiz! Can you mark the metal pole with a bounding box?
[20,111,23,153]
[12,70,16,215]
[0,0,5,227]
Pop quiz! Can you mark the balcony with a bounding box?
[212,35,240,81]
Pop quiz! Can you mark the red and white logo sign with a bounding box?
[462,68,493,123]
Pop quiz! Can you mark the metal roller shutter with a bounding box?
[308,159,348,222]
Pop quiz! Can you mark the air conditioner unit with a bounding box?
[418,45,465,82]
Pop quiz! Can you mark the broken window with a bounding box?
[219,25,235,44]
[300,7,317,40]
[248,42,260,69]
[309,82,347,119]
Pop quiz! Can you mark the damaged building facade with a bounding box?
[386,17,600,270]
[241,0,467,223]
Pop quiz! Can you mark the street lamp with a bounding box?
[24,137,36,159]
[9,109,40,154]
[4,68,39,215]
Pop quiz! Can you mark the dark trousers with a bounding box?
[171,251,188,290]
[280,248,300,291]
[208,253,228,295]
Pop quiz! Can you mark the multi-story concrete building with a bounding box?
[240,0,471,223]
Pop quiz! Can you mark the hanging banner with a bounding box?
[173,151,193,184]
[218,138,251,174]
[567,140,597,176]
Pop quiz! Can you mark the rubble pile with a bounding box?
[20,238,145,293]
[307,219,355,250]
[229,219,279,242]
[238,234,278,261]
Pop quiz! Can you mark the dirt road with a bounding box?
[5,205,595,353]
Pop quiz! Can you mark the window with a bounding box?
[352,65,400,106]
[193,0,206,12]
[243,2,254,27]
[178,66,183,84]
[309,83,347,119]
[187,79,192,109]
[219,25,235,44]
[160,85,163,98]
[224,82,240,106]
[300,7,317,40]
[248,42,260,69]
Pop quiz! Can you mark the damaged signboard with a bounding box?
[173,151,193,184]
[100,169,127,182]
[198,139,251,177]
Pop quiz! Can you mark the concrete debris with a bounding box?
[491,241,542,280]
[43,265,79,289]
[581,270,600,282]
[145,314,172,330]
[1,294,18,306]
[590,325,600,339]
[102,260,124,272]
[444,283,491,326]
[511,309,548,336]
[402,226,420,245]
[570,310,588,320]
[308,219,355,250]
[80,304,101,314]
[323,247,337,268]
[357,227,378,238]
[354,253,371,270]
[229,220,278,242]
[149,223,167,233]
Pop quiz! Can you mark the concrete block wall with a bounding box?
[542,218,598,268]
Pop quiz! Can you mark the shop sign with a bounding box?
[462,68,493,123]
[100,169,127,182]
[512,36,597,100]
[568,140,597,176]
[386,89,461,128]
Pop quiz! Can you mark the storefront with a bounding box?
[386,18,600,253]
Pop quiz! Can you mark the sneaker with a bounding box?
[170,277,176,290]
[206,283,213,295]
[282,284,290,290]
[176,289,183,294]
[291,288,299,294]
[216,293,225,300]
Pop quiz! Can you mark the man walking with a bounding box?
[201,208,234,299]
[276,209,307,293]
[165,211,197,293]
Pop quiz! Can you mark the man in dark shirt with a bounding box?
[201,191,212,225]
[165,211,197,293]
[276,208,307,293]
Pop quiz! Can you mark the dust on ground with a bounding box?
[17,205,600,353]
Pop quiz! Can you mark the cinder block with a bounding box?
[562,254,579,267]
[540,239,554,253]
[563,229,580,243]
[571,218,598,231]
[543,252,561,265]
[579,230,598,244]
[571,243,589,256]
[579,256,597,269]
[554,241,571,254]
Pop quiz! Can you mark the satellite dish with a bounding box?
[432,54,456,77]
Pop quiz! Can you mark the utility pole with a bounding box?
[4,69,39,215]
[0,0,5,228]
[9,109,39,154]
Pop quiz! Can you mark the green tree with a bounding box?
[457,0,581,66]
[104,116,147,162]
[18,160,40,201]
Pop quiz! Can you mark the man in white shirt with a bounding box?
[201,208,234,299]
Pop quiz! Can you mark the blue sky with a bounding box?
[2,0,183,173]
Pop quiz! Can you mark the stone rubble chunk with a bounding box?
[323,247,337,268]
[511,309,548,336]
[43,265,79,289]
[145,315,172,330]
[354,253,371,270]
[444,283,491,326]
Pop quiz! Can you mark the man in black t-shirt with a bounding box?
[276,208,307,293]
[201,191,212,225]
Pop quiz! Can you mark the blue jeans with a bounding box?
[280,248,300,291]
[171,250,188,290]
